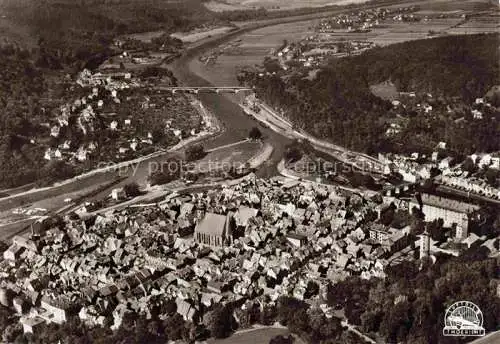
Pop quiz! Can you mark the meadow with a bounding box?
[191,140,262,174]
[192,0,498,88]
[205,0,370,12]
[172,26,235,43]
[209,326,306,344]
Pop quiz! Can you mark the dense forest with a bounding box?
[239,34,500,155]
[328,255,500,344]
[0,46,51,187]
[0,0,218,70]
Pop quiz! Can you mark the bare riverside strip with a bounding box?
[240,98,385,174]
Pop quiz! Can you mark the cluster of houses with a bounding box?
[269,6,438,74]
[274,38,375,70]
[438,153,500,199]
[379,152,434,183]
[453,96,498,123]
[315,6,420,33]
[43,69,139,163]
[0,175,435,334]
[387,89,499,135]
[41,68,207,167]
[377,91,500,201]
[378,149,500,200]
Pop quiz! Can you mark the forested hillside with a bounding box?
[328,255,500,344]
[0,0,217,69]
[239,34,500,155]
[355,34,498,101]
[0,47,48,187]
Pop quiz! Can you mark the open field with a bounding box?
[315,15,497,45]
[370,81,399,100]
[0,219,36,241]
[192,1,498,86]
[416,0,495,12]
[205,0,370,12]
[209,326,306,344]
[172,26,236,43]
[191,140,262,173]
[369,18,465,45]
[448,17,500,34]
[123,30,165,42]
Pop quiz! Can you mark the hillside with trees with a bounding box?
[0,45,53,187]
[239,34,500,155]
[327,255,500,344]
[0,0,218,70]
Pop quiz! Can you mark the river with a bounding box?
[169,0,444,179]
[169,30,299,177]
[166,11,346,177]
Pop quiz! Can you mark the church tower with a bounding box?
[419,230,430,259]
[455,213,469,241]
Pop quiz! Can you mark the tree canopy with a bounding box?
[240,34,500,156]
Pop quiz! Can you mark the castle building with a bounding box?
[409,194,480,240]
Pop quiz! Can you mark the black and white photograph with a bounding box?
[0,0,498,343]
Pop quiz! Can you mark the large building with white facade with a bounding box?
[409,194,480,240]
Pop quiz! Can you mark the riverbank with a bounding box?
[82,140,274,215]
[240,98,384,173]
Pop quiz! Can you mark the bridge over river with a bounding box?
[156,86,253,94]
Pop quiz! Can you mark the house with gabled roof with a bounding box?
[175,298,198,322]
[234,206,259,229]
